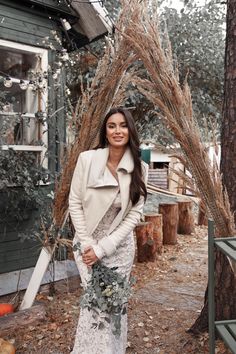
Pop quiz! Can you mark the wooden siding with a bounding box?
[148,168,168,190]
[0,2,59,48]
[0,186,53,274]
[26,0,74,15]
[0,210,41,274]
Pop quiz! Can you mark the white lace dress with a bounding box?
[71,192,135,354]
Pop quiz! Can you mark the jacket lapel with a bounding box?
[84,147,134,236]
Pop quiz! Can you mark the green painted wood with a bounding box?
[0,231,22,243]
[228,323,236,339]
[228,240,236,249]
[0,185,53,273]
[0,258,40,273]
[215,240,236,261]
[1,15,57,38]
[47,50,58,174]
[0,0,75,18]
[0,3,57,27]
[215,320,236,325]
[26,0,75,15]
[0,243,41,273]
[0,239,39,252]
[208,219,216,354]
[216,323,236,354]
[0,3,61,48]
[213,237,236,242]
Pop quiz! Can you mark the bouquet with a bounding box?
[73,241,135,336]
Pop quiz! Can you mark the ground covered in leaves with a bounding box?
[1,225,231,354]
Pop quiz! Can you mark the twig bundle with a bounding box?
[53,3,137,229]
[122,0,234,236]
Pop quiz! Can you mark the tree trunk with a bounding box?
[221,0,236,225]
[135,221,155,262]
[144,213,163,254]
[198,200,208,226]
[178,201,195,234]
[191,0,236,333]
[159,203,178,245]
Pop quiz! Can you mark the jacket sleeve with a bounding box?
[96,162,149,257]
[69,154,95,251]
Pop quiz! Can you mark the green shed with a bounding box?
[0,0,110,286]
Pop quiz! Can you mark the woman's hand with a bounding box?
[82,246,98,266]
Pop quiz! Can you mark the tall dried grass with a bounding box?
[121,0,234,236]
[53,3,137,230]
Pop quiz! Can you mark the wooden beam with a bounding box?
[19,247,54,310]
[0,303,46,337]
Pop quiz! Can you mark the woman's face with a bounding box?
[106,113,129,148]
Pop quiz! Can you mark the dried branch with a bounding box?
[53,3,137,229]
[122,0,234,236]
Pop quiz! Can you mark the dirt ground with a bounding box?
[1,225,231,354]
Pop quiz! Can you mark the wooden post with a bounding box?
[144,213,163,255]
[159,203,178,245]
[198,199,208,226]
[135,221,155,262]
[178,200,195,234]
[20,247,54,310]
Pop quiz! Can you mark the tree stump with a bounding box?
[198,200,208,226]
[144,213,163,255]
[135,221,155,262]
[178,200,195,234]
[159,203,178,245]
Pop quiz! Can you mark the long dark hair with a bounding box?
[97,107,147,205]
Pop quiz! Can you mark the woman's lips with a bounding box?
[113,137,123,141]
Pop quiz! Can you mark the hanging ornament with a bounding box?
[38,77,44,89]
[52,71,58,80]
[3,76,13,88]
[61,48,69,62]
[28,80,35,90]
[19,79,28,90]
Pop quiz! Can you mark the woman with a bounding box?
[69,107,148,354]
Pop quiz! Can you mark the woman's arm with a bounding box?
[96,196,145,256]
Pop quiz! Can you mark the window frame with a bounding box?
[0,39,48,169]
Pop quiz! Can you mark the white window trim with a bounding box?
[0,39,48,169]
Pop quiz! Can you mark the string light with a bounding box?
[3,77,13,88]
[19,80,28,90]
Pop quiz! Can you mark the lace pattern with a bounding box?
[71,193,135,354]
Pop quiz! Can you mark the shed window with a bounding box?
[0,40,48,167]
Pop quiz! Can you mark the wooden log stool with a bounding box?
[178,200,195,234]
[159,203,178,245]
[144,213,163,255]
[135,221,155,262]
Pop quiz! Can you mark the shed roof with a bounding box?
[23,0,113,49]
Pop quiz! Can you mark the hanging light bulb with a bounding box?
[52,71,58,80]
[61,48,69,62]
[38,77,44,89]
[28,80,35,90]
[4,76,13,88]
[19,79,28,90]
